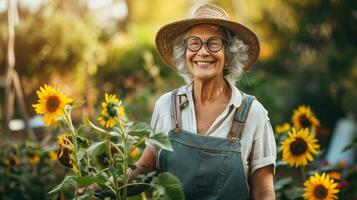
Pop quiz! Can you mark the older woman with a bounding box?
[132,3,277,200]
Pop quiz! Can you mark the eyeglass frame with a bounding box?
[184,36,227,53]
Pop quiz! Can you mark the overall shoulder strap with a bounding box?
[170,88,189,132]
[171,89,180,132]
[227,93,255,142]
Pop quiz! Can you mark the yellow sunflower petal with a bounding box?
[33,85,73,126]
[280,128,320,167]
[292,105,320,131]
[97,93,122,128]
[303,172,339,200]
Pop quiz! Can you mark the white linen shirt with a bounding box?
[147,81,277,181]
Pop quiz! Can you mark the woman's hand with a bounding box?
[77,176,114,195]
[77,183,100,195]
[251,165,276,200]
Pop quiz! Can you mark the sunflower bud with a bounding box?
[57,134,78,173]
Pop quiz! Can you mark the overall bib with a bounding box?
[157,89,255,200]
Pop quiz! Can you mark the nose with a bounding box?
[197,43,210,56]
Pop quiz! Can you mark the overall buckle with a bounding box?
[227,135,238,143]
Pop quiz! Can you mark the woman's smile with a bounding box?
[193,60,216,67]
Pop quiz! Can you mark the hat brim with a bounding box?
[155,18,260,71]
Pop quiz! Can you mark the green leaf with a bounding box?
[274,177,292,191]
[145,133,172,151]
[283,186,303,200]
[77,149,86,161]
[155,172,184,200]
[74,176,106,187]
[72,100,86,109]
[48,175,76,194]
[87,141,107,156]
[128,122,152,137]
[108,131,121,137]
[152,185,165,199]
[76,135,90,148]
[84,118,108,134]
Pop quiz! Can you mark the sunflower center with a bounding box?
[106,103,117,117]
[57,147,73,168]
[299,114,312,128]
[46,96,61,112]
[9,157,19,165]
[313,184,328,199]
[27,153,35,158]
[290,138,308,155]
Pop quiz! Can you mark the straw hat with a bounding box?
[155,4,260,71]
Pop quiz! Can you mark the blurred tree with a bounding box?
[93,0,190,121]
[0,0,105,120]
[238,0,357,147]
[95,34,184,122]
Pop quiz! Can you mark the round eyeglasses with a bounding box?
[185,36,226,53]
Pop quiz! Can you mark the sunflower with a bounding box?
[329,171,341,180]
[129,145,140,158]
[28,153,41,165]
[97,93,126,128]
[4,155,20,166]
[292,105,320,131]
[32,84,73,126]
[281,128,320,167]
[48,150,57,161]
[275,122,291,135]
[57,133,74,147]
[304,172,339,200]
[57,134,78,173]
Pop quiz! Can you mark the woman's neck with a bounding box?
[192,76,231,105]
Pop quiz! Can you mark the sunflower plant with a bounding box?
[33,85,184,200]
[274,105,342,200]
[0,138,62,199]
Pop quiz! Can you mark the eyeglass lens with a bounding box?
[186,36,224,52]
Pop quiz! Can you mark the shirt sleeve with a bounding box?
[146,92,172,154]
[249,101,277,176]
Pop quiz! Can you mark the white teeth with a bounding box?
[196,61,213,65]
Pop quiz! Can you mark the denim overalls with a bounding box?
[157,89,255,200]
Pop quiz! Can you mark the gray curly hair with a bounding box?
[172,26,249,83]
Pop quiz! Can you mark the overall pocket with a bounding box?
[192,150,230,195]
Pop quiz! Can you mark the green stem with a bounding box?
[115,116,129,199]
[110,143,125,158]
[117,182,152,191]
[64,109,81,175]
[122,134,128,200]
[300,166,306,183]
[141,192,147,200]
[107,135,120,200]
[86,151,91,174]
[64,107,81,200]
[75,185,78,200]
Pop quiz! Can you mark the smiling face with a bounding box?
[185,24,226,82]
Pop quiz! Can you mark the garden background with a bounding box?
[0,0,356,199]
